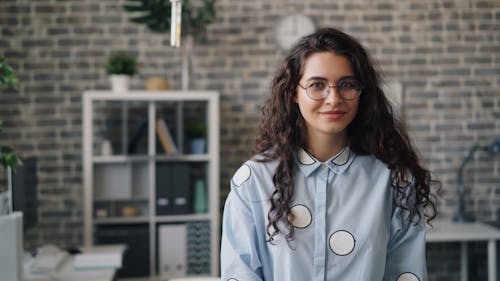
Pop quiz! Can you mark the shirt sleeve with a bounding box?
[220,184,264,281]
[383,206,427,281]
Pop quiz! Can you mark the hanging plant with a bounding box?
[0,56,21,169]
[123,0,216,41]
[0,56,18,91]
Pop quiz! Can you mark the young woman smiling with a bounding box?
[221,27,439,281]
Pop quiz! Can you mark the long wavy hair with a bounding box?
[255,27,439,243]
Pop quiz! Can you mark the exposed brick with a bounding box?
[475,67,500,75]
[34,4,65,13]
[1,2,498,280]
[57,39,90,47]
[441,68,471,75]
[467,123,496,130]
[47,28,70,35]
[21,39,54,48]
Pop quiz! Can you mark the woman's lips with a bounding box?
[320,110,345,120]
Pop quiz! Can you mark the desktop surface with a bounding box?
[23,245,125,281]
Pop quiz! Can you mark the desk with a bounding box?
[426,219,500,281]
[23,245,126,281]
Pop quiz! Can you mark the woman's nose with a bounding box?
[324,87,342,104]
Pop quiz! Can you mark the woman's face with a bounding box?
[295,51,360,144]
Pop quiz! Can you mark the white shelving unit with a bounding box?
[82,91,220,279]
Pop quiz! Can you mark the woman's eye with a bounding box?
[309,81,326,89]
[339,80,358,89]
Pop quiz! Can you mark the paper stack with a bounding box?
[74,252,122,270]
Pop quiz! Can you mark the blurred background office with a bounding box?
[0,0,498,280]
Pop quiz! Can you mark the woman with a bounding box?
[221,27,438,281]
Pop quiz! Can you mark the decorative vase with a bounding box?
[193,180,207,214]
[110,74,130,93]
[101,139,113,156]
[145,77,170,90]
[189,138,206,154]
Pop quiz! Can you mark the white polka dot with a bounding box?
[329,230,355,256]
[332,147,350,166]
[232,164,251,187]
[396,273,420,281]
[289,204,312,228]
[298,148,315,165]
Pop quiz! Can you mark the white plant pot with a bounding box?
[101,139,113,156]
[110,75,130,93]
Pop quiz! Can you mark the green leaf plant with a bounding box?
[105,52,138,76]
[123,0,216,42]
[0,56,18,91]
[0,56,21,169]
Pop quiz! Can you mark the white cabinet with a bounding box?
[82,91,220,278]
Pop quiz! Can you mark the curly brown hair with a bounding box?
[255,27,440,243]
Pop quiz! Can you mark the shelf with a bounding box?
[95,216,150,224]
[84,91,218,102]
[94,214,212,227]
[83,91,220,279]
[155,154,210,162]
[93,154,210,163]
[93,155,150,163]
[94,198,148,203]
[154,213,211,223]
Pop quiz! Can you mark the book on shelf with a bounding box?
[156,119,178,155]
[127,119,147,154]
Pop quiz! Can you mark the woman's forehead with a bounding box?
[300,52,354,81]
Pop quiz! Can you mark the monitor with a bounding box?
[11,157,38,231]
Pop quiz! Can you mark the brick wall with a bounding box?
[0,0,498,279]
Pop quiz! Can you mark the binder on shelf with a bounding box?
[156,119,178,155]
[171,164,192,214]
[156,163,192,215]
[156,165,174,214]
[159,224,187,279]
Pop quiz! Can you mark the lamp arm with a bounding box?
[453,140,500,223]
[456,144,480,187]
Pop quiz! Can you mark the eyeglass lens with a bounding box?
[305,78,361,100]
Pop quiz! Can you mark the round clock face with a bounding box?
[275,13,316,50]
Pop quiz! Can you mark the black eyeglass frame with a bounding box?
[297,77,364,101]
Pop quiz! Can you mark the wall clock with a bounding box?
[275,13,316,50]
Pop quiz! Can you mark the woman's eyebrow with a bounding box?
[305,76,327,81]
[338,75,357,80]
[305,75,357,82]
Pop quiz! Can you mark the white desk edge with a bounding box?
[426,218,500,281]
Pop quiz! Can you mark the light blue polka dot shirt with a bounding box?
[221,147,427,281]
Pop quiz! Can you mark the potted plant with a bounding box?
[185,120,207,154]
[123,0,216,90]
[0,56,21,171]
[105,52,137,93]
[123,0,215,41]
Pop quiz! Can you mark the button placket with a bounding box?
[312,166,329,281]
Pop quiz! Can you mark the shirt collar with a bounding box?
[295,146,356,177]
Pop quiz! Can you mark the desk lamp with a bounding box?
[453,139,500,223]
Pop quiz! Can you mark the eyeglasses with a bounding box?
[298,77,363,101]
